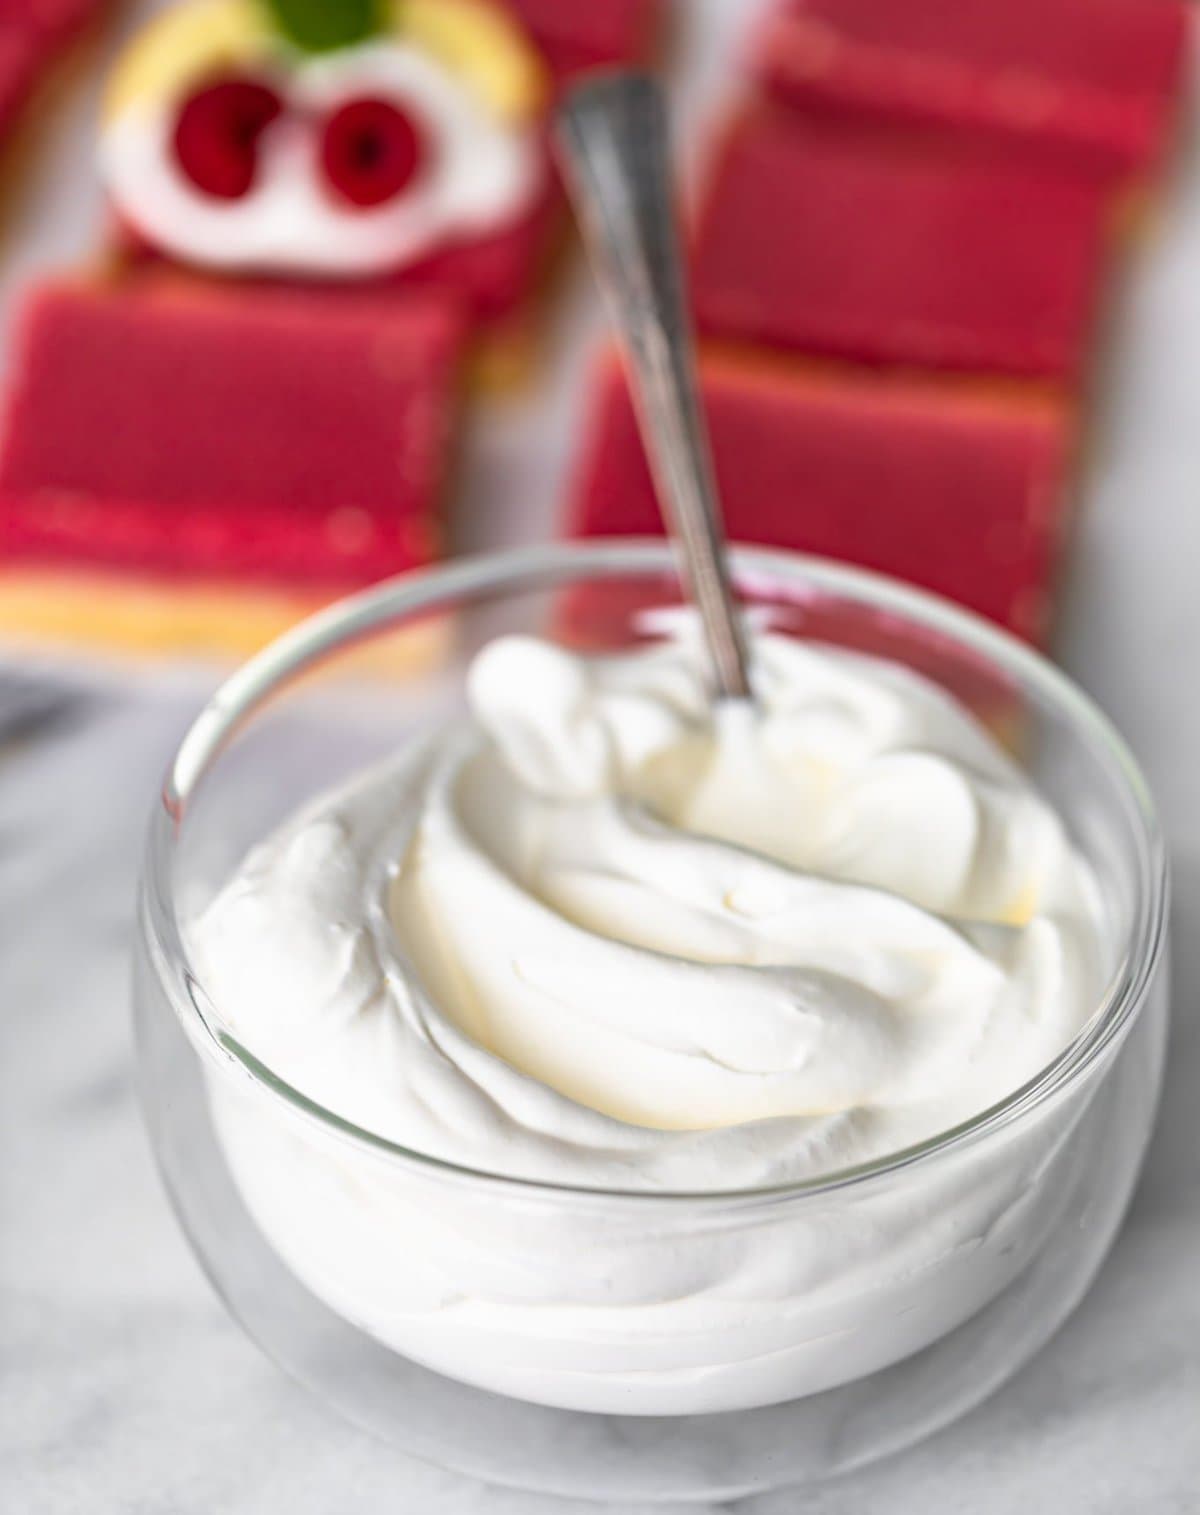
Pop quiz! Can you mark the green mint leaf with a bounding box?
[263,0,384,53]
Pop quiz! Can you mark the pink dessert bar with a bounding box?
[692,105,1113,380]
[567,348,1075,644]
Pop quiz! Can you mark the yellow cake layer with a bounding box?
[0,570,446,675]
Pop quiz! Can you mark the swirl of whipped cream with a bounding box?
[100,40,541,279]
[193,631,1104,1191]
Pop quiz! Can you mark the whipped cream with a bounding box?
[101,41,540,279]
[193,631,1107,1412]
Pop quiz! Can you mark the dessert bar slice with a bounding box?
[692,105,1113,380]
[0,276,465,657]
[753,0,1190,182]
[566,348,1074,643]
[99,0,558,387]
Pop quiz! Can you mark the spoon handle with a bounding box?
[555,72,752,700]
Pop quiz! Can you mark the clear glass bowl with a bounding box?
[134,542,1168,1503]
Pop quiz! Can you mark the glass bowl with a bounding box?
[134,541,1168,1503]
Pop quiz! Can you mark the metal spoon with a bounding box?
[555,72,753,701]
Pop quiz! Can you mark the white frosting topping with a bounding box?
[100,41,540,279]
[192,632,1104,1192]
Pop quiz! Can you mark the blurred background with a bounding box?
[2,1,1198,1510]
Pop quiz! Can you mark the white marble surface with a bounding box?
[4,3,1200,1511]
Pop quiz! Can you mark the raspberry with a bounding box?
[172,77,283,200]
[320,97,427,208]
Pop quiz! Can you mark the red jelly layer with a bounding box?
[0,491,438,588]
[0,277,465,587]
[501,0,663,80]
[566,349,1074,642]
[754,0,1189,180]
[692,106,1112,380]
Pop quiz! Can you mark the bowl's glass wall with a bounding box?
[137,550,1166,1499]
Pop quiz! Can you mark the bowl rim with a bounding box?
[141,539,1169,1206]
